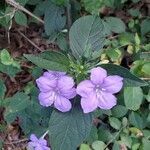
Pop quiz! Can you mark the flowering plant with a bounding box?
[22,15,148,150]
[2,13,148,150]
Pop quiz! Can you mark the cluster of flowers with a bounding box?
[28,67,123,150]
[36,67,123,113]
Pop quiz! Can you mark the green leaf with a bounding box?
[143,130,150,139]
[145,90,150,102]
[24,51,69,71]
[80,144,91,150]
[44,2,66,35]
[69,15,105,59]
[102,20,112,36]
[4,92,30,123]
[14,11,27,26]
[128,9,140,17]
[142,63,150,75]
[48,105,93,150]
[118,32,134,45]
[56,34,68,51]
[135,33,140,45]
[0,80,6,101]
[51,0,66,6]
[101,64,148,87]
[143,43,150,51]
[98,127,113,142]
[0,140,3,150]
[86,126,98,144]
[142,138,150,150]
[109,117,121,130]
[0,63,21,77]
[124,87,143,111]
[111,105,128,118]
[129,112,145,129]
[20,93,52,136]
[0,49,13,65]
[106,48,122,61]
[16,0,29,6]
[120,134,132,148]
[82,0,104,14]
[27,0,41,5]
[112,141,120,150]
[104,17,126,33]
[130,60,146,77]
[92,141,106,150]
[141,19,150,35]
[132,143,140,150]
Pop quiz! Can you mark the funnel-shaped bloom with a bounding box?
[28,134,50,150]
[36,71,76,112]
[77,67,123,113]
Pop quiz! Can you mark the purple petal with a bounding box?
[76,80,94,98]
[102,75,123,94]
[28,141,37,147]
[57,76,75,91]
[48,70,66,75]
[39,138,47,146]
[54,95,72,112]
[43,71,56,79]
[35,145,44,150]
[61,87,76,99]
[81,92,98,113]
[38,91,56,107]
[36,76,56,92]
[98,92,117,109]
[46,71,66,79]
[30,134,38,142]
[90,67,107,85]
[42,146,51,150]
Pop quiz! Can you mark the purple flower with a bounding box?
[77,67,123,113]
[28,134,50,150]
[36,71,76,112]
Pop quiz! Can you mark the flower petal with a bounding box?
[90,67,107,85]
[30,134,38,142]
[98,92,117,109]
[28,141,37,148]
[44,71,66,79]
[43,71,56,79]
[38,91,55,107]
[54,95,72,112]
[61,87,76,99]
[36,76,56,92]
[48,70,66,76]
[39,138,47,146]
[76,80,94,98]
[102,75,123,94]
[81,92,98,113]
[57,76,75,91]
[35,145,44,150]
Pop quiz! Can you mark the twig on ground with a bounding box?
[5,0,44,24]
[17,30,43,51]
[0,12,14,19]
[107,35,118,40]
[4,138,28,144]
[7,8,17,44]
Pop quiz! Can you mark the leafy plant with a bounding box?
[0,0,150,150]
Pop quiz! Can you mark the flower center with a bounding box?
[95,85,106,99]
[51,91,58,101]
